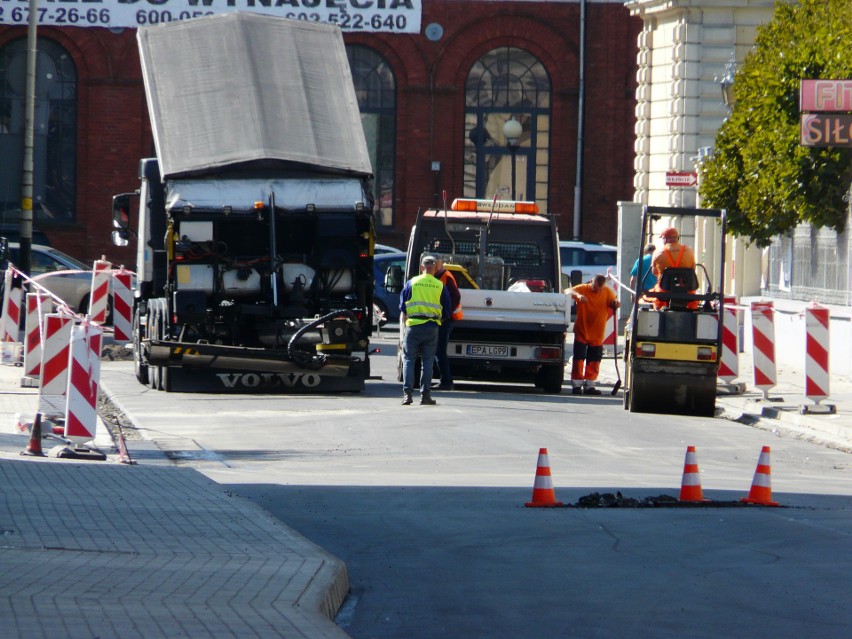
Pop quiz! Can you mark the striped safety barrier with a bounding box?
[804,302,831,407]
[38,314,75,417]
[717,295,742,389]
[64,321,103,446]
[23,293,53,379]
[112,269,133,343]
[750,300,777,400]
[88,259,112,324]
[1,268,23,365]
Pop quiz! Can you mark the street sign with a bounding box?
[665,171,698,187]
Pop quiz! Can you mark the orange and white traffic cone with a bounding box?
[679,445,709,502]
[740,446,780,506]
[20,412,46,457]
[525,448,564,507]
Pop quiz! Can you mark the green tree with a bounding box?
[699,0,852,246]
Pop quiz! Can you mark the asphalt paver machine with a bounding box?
[623,206,727,417]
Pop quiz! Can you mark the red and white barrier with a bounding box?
[718,296,739,383]
[1,268,23,365]
[804,302,830,405]
[88,259,112,324]
[64,321,103,445]
[750,301,777,400]
[112,269,133,342]
[603,307,616,351]
[38,314,76,417]
[23,293,53,379]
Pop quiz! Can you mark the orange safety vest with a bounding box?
[652,244,698,310]
[438,270,464,320]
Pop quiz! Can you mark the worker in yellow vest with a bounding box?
[433,256,463,390]
[399,253,451,405]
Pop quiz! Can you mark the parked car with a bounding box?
[373,252,407,324]
[374,243,404,255]
[0,224,51,246]
[2,242,113,316]
[559,240,618,288]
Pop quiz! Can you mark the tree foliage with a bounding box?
[699,0,852,246]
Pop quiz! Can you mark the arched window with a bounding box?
[464,47,550,211]
[0,38,77,225]
[346,45,396,228]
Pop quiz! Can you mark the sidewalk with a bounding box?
[0,364,351,639]
[1,354,850,639]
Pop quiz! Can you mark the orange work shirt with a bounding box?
[651,243,696,280]
[572,282,616,346]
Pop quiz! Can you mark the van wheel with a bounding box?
[539,364,564,394]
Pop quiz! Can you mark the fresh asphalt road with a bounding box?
[101,332,852,639]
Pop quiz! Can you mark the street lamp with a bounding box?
[717,55,736,112]
[503,117,522,200]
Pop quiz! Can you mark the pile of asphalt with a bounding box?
[569,492,761,508]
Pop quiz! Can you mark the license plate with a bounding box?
[466,344,509,358]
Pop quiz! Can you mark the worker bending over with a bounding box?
[565,274,620,395]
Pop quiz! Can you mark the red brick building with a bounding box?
[0,1,639,263]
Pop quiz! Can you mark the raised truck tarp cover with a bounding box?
[137,12,373,180]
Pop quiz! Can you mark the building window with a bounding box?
[0,38,77,225]
[346,45,396,228]
[464,47,550,212]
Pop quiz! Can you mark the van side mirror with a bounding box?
[385,264,403,294]
[570,269,583,287]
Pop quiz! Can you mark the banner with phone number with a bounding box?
[0,0,422,34]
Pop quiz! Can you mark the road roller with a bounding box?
[622,206,727,417]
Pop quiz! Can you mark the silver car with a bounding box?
[4,243,111,316]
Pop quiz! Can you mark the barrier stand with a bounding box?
[749,300,782,401]
[50,320,106,460]
[801,301,836,415]
[717,296,745,395]
[22,293,53,388]
[1,268,23,366]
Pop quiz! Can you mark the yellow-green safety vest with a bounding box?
[405,274,444,327]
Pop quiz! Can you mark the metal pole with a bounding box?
[572,0,586,240]
[510,146,517,200]
[18,0,39,276]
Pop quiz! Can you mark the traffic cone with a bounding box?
[740,446,780,506]
[679,445,709,502]
[20,412,46,457]
[117,430,135,465]
[525,448,564,507]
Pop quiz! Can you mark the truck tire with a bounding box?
[539,364,564,394]
[133,306,149,385]
[152,298,172,392]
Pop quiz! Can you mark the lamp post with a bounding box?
[503,117,522,200]
[717,55,736,113]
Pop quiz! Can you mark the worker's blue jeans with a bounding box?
[402,321,440,395]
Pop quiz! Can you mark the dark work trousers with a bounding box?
[435,319,455,385]
[402,321,440,395]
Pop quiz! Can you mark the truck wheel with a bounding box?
[539,364,564,394]
[147,306,160,391]
[133,307,149,385]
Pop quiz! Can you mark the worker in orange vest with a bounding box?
[651,227,698,309]
[433,256,463,391]
[565,274,619,395]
